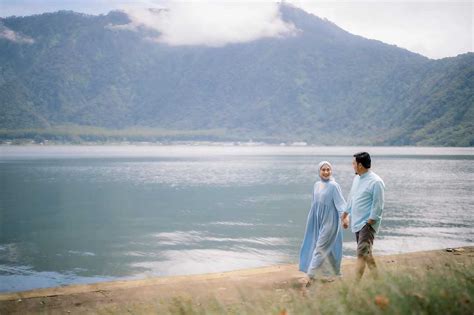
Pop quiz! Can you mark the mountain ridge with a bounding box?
[0,4,472,145]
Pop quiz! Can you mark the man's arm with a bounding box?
[368,181,385,225]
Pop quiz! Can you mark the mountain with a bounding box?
[0,4,472,145]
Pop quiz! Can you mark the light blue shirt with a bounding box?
[344,171,385,233]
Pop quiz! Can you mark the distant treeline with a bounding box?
[2,124,472,146]
[0,126,235,144]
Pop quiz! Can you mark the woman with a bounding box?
[299,161,346,285]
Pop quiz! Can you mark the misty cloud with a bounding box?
[0,24,34,44]
[293,0,473,59]
[118,3,299,47]
[105,22,138,32]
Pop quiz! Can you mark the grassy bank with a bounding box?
[1,248,472,314]
[166,259,473,315]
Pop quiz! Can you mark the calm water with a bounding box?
[0,145,473,292]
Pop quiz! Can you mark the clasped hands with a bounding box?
[341,216,349,229]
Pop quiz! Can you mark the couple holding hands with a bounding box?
[299,152,385,285]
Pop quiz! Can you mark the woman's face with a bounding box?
[320,165,332,180]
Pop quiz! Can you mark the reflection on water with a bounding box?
[153,230,289,246]
[131,248,289,277]
[0,145,473,292]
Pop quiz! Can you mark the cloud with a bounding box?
[0,24,34,44]
[1,0,470,57]
[117,2,298,47]
[292,0,473,59]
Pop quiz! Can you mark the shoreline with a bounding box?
[0,262,302,301]
[1,143,473,148]
[1,246,472,314]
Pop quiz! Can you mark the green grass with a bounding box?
[163,261,473,315]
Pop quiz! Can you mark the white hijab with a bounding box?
[318,160,334,181]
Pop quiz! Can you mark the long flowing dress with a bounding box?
[299,179,346,278]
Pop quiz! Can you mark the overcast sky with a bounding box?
[0,0,472,59]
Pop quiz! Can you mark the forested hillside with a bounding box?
[1,4,472,145]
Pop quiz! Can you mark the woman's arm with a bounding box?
[332,182,347,217]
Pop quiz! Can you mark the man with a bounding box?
[341,152,385,279]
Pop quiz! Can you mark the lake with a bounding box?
[0,145,473,292]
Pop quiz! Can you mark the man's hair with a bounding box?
[353,152,371,169]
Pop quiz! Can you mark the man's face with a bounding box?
[352,158,359,175]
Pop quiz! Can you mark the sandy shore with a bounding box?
[1,246,472,314]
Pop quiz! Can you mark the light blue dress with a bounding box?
[299,178,346,278]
